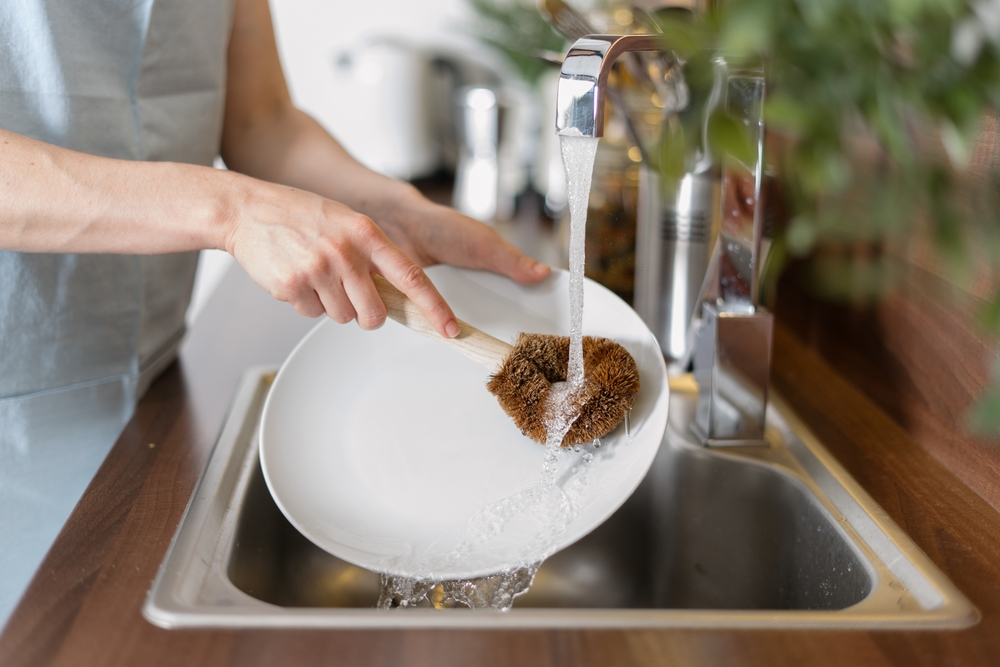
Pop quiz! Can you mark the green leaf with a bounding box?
[656,16,711,53]
[786,216,818,254]
[658,121,687,181]
[966,383,1000,436]
[708,112,756,166]
[808,253,901,304]
[980,297,1000,334]
[463,0,566,86]
[719,2,773,57]
[763,95,812,134]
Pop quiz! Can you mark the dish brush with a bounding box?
[374,276,639,446]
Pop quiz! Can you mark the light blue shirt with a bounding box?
[0,0,235,628]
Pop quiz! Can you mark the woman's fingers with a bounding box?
[479,231,550,285]
[288,290,326,318]
[314,280,358,324]
[374,247,458,338]
[228,181,466,337]
[337,214,455,336]
[398,204,550,285]
[341,271,387,330]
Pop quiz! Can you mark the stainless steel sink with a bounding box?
[144,368,977,628]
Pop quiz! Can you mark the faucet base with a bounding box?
[692,302,774,445]
[689,422,769,449]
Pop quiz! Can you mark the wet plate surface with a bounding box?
[259,266,670,580]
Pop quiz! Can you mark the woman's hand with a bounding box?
[223,176,551,336]
[2,0,550,339]
[375,186,551,286]
[0,123,546,340]
[224,176,464,337]
[217,0,550,335]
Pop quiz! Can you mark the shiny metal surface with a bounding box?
[555,34,662,137]
[452,87,500,222]
[718,70,766,307]
[628,5,691,115]
[634,167,717,363]
[632,53,726,366]
[145,369,978,628]
[540,1,674,124]
[688,69,771,445]
[692,303,774,445]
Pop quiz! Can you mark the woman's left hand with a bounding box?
[376,188,551,285]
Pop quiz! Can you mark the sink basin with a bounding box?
[144,368,977,628]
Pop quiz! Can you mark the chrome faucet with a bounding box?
[555,34,663,138]
[690,68,773,447]
[555,35,774,447]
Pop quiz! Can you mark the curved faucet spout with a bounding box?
[556,34,663,138]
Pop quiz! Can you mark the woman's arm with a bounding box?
[0,129,228,255]
[0,127,462,336]
[219,0,549,325]
[0,0,550,337]
[221,0,547,278]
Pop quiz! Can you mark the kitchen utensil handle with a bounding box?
[373,275,513,372]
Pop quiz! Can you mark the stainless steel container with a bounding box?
[634,167,719,367]
[452,86,501,222]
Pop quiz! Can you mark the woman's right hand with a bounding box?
[222,175,460,338]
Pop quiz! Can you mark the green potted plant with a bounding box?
[654,0,1000,432]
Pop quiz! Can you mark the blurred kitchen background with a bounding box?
[189,0,660,322]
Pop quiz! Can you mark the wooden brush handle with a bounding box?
[373,275,513,372]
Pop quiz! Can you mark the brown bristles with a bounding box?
[486,333,640,447]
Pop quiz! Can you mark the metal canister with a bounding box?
[634,166,719,368]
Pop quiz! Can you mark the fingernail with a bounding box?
[445,319,460,338]
[532,262,549,275]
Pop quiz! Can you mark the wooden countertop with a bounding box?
[2,265,1000,667]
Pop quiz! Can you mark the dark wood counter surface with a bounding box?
[2,264,1000,667]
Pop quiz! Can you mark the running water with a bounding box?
[377,134,602,612]
[560,134,600,386]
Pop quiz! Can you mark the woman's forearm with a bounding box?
[0,126,463,337]
[1,0,544,341]
[220,103,421,222]
[0,128,235,254]
[218,0,420,224]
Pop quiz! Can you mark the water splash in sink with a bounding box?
[377,563,540,610]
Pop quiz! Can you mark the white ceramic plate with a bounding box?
[260,266,669,580]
